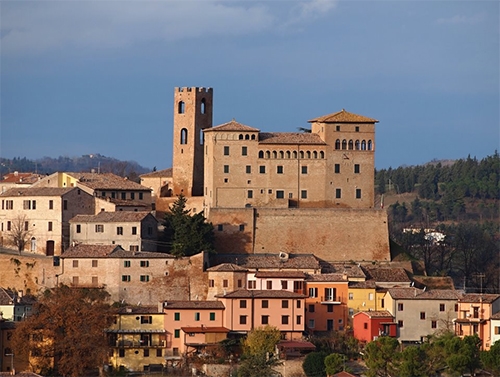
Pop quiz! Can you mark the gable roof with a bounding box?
[1,172,41,184]
[61,244,174,259]
[70,211,156,223]
[0,187,75,197]
[362,266,411,283]
[259,132,326,145]
[308,109,378,124]
[205,119,260,132]
[218,289,306,299]
[207,263,248,272]
[210,253,321,271]
[66,172,151,191]
[140,168,173,178]
[255,271,306,279]
[306,273,347,282]
[353,310,394,318]
[459,294,500,304]
[0,287,36,305]
[387,288,462,300]
[163,301,225,310]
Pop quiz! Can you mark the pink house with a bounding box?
[352,310,397,343]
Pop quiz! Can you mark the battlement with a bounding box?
[175,87,213,93]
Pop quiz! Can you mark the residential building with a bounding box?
[384,288,461,343]
[347,281,378,318]
[107,306,166,373]
[139,168,174,201]
[206,263,248,300]
[454,293,500,350]
[0,318,30,373]
[490,311,500,347]
[0,187,95,255]
[352,310,397,343]
[0,172,41,194]
[0,288,34,322]
[69,211,158,252]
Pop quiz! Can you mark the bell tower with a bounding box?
[172,87,213,197]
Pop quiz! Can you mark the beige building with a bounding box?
[0,172,41,194]
[0,187,95,255]
[69,211,158,252]
[139,168,174,201]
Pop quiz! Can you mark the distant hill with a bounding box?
[0,154,152,182]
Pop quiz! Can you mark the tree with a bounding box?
[163,194,215,257]
[12,286,114,377]
[481,340,500,375]
[324,353,345,375]
[7,214,33,253]
[445,335,481,376]
[238,326,281,377]
[398,346,428,377]
[302,351,328,377]
[364,336,400,377]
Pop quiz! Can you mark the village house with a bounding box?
[490,311,500,347]
[69,211,158,252]
[454,293,500,350]
[0,187,95,255]
[0,172,41,194]
[0,288,34,322]
[352,310,397,343]
[139,168,174,202]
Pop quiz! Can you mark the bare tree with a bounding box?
[7,214,33,254]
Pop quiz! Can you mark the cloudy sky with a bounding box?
[1,0,498,171]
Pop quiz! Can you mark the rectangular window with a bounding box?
[5,200,14,210]
[336,188,341,199]
[282,300,289,309]
[431,321,437,329]
[24,221,29,231]
[248,281,256,289]
[132,227,137,235]
[327,305,334,313]
[301,166,308,174]
[239,224,245,231]
[7,221,11,231]
[308,304,315,313]
[348,292,353,300]
[72,276,79,286]
[266,281,273,290]
[147,226,153,236]
[140,275,150,282]
[139,193,143,200]
[210,312,215,321]
[174,313,180,321]
[119,349,125,358]
[240,300,247,309]
[140,316,152,324]
[76,224,81,233]
[261,315,269,325]
[239,315,247,325]
[398,320,403,328]
[398,303,404,311]
[495,326,500,335]
[49,200,54,210]
[130,192,135,200]
[92,260,98,267]
[282,315,289,325]
[308,319,315,328]
[262,300,269,309]
[124,260,131,268]
[259,166,266,174]
[354,164,360,174]
[281,280,288,290]
[23,200,31,210]
[420,312,426,320]
[247,190,253,199]
[223,279,228,288]
[325,288,336,301]
[356,188,362,199]
[95,224,104,233]
[224,165,229,174]
[140,261,149,267]
[297,300,301,309]
[368,293,374,301]
[301,190,307,199]
[246,165,251,174]
[334,164,340,174]
[355,126,359,132]
[63,200,68,210]
[209,279,215,287]
[238,279,243,288]
[224,146,230,156]
[277,166,283,174]
[194,313,200,321]
[440,304,445,312]
[73,260,79,268]
[276,190,284,199]
[117,227,123,235]
[121,275,131,282]
[296,315,302,325]
[242,146,247,156]
[174,329,180,338]
[156,349,162,357]
[309,288,318,298]
[217,224,223,231]
[336,125,340,131]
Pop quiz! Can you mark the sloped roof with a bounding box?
[259,132,326,145]
[255,271,306,279]
[205,120,260,132]
[321,262,366,279]
[66,172,151,191]
[70,211,155,223]
[353,310,394,318]
[207,263,248,272]
[116,306,161,314]
[387,288,462,300]
[61,244,173,259]
[218,289,306,299]
[362,266,411,283]
[459,294,500,304]
[1,172,40,184]
[210,254,321,270]
[0,187,74,197]
[0,287,35,305]
[163,301,225,310]
[349,280,377,289]
[306,273,347,282]
[140,168,173,178]
[308,109,378,124]
[181,326,229,333]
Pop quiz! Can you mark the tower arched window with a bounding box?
[266,151,271,159]
[361,140,367,150]
[320,151,325,159]
[293,151,298,159]
[313,151,318,159]
[286,151,291,159]
[368,140,373,150]
[306,151,311,159]
[348,140,354,150]
[239,134,244,140]
[251,135,256,140]
[355,140,360,150]
[201,98,206,114]
[342,140,347,150]
[335,139,341,150]
[279,151,283,159]
[300,151,304,159]
[180,128,188,145]
[199,130,204,145]
[259,151,264,158]
[272,151,277,159]
[178,101,185,114]
[245,134,250,140]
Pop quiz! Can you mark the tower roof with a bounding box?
[308,109,378,124]
[205,119,260,132]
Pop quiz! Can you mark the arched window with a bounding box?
[286,151,291,159]
[178,101,185,114]
[355,140,360,150]
[201,98,206,114]
[348,140,354,150]
[251,134,256,140]
[279,151,284,159]
[300,151,304,159]
[239,134,244,140]
[259,151,264,158]
[266,151,271,159]
[31,237,36,252]
[320,151,325,159]
[199,130,204,145]
[245,134,250,140]
[361,140,367,150]
[368,140,373,150]
[293,151,298,159]
[272,151,277,159]
[306,151,311,159]
[342,140,347,150]
[180,128,188,145]
[335,139,341,150]
[313,151,318,159]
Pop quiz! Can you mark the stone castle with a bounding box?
[157,87,390,262]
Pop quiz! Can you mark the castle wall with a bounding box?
[209,207,390,262]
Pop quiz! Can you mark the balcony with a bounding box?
[320,296,342,305]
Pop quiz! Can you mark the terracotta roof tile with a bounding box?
[1,172,41,184]
[387,288,462,300]
[116,306,161,314]
[206,120,260,132]
[210,254,321,271]
[140,168,173,178]
[61,244,174,259]
[306,273,347,282]
[207,263,248,272]
[321,263,366,278]
[353,310,394,318]
[349,281,377,289]
[163,301,225,309]
[259,132,326,145]
[66,172,151,191]
[0,187,74,197]
[308,109,378,124]
[255,271,306,279]
[459,294,500,304]
[362,267,411,283]
[70,211,155,223]
[181,326,229,333]
[218,289,306,299]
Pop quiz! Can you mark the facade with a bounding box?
[139,169,174,200]
[0,319,30,373]
[0,288,34,322]
[69,211,158,252]
[107,306,166,372]
[0,172,41,194]
[490,311,500,347]
[0,187,95,255]
[454,293,500,350]
[352,310,397,343]
[384,288,461,343]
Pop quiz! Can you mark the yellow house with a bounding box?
[347,281,378,321]
[107,306,166,373]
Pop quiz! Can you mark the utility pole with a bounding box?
[473,273,485,294]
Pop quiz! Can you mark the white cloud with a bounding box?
[436,13,485,25]
[280,0,338,30]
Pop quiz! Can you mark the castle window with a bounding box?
[259,166,266,174]
[306,151,311,159]
[277,166,283,174]
[301,190,307,199]
[266,151,271,159]
[293,151,298,159]
[251,134,256,140]
[336,189,341,198]
[276,190,284,199]
[313,151,318,159]
[342,140,347,150]
[201,98,206,114]
[180,128,188,145]
[356,189,362,199]
[334,164,340,174]
[348,140,354,150]
[354,164,360,174]
[355,126,359,132]
[178,101,185,114]
[368,140,373,150]
[299,151,304,159]
[301,166,308,174]
[335,139,341,150]
[247,190,253,199]
[320,151,325,158]
[242,146,247,156]
[259,151,264,158]
[272,151,277,159]
[245,134,250,140]
[224,146,230,155]
[361,140,367,150]
[286,151,291,158]
[224,165,229,174]
[336,125,340,131]
[239,134,244,140]
[355,140,360,150]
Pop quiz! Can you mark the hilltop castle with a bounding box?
[156,87,390,262]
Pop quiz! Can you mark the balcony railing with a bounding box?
[319,296,343,304]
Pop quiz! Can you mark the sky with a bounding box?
[1,0,498,171]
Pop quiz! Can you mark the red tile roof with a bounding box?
[459,294,500,304]
[259,132,326,145]
[206,120,260,132]
[255,271,306,279]
[140,168,173,178]
[308,109,378,124]
[207,263,248,272]
[387,288,462,300]
[0,187,74,197]
[353,310,394,318]
[67,172,151,191]
[181,326,229,333]
[306,273,347,282]
[210,254,321,270]
[218,289,306,299]
[362,266,411,283]
[163,301,225,310]
[1,172,40,184]
[61,244,174,259]
[70,211,155,223]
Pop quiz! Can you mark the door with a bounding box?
[327,319,334,331]
[46,240,55,256]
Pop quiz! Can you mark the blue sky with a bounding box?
[1,0,498,171]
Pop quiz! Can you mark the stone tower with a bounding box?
[172,87,213,197]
